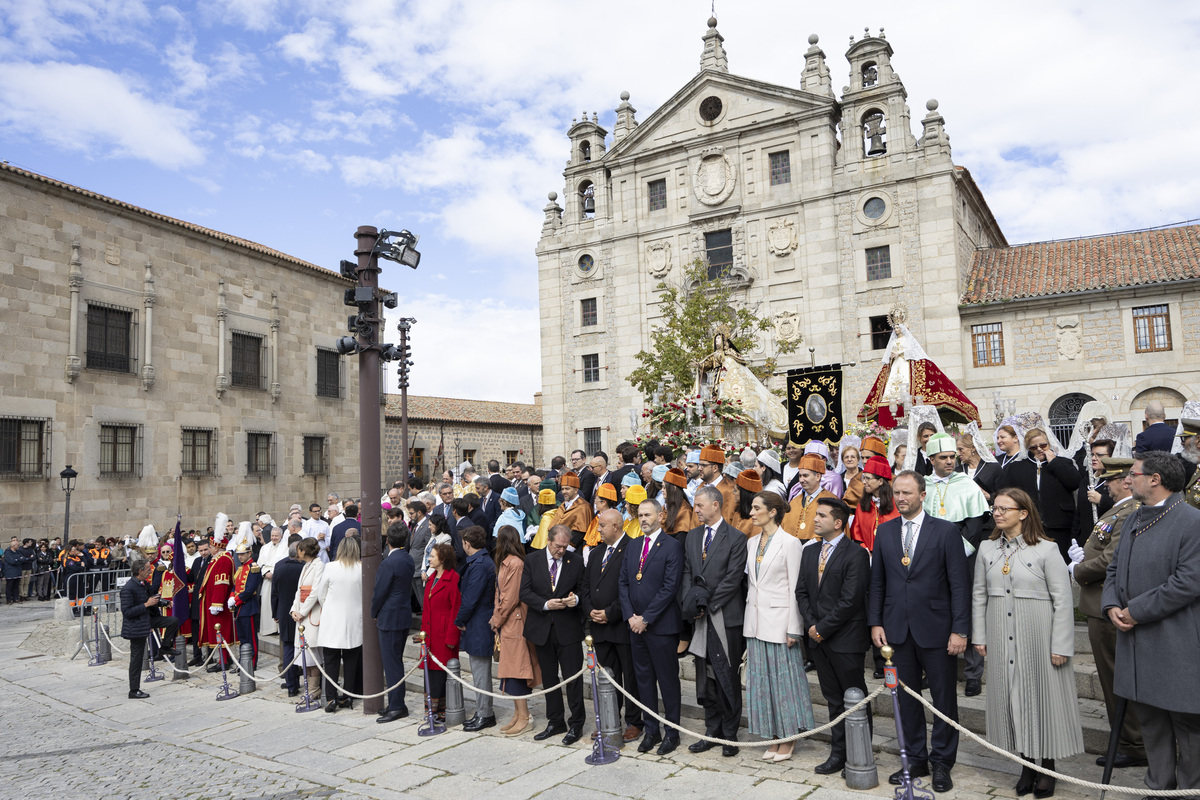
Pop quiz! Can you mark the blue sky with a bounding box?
[2,1,1197,402]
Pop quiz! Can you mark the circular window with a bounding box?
[577,254,595,274]
[863,197,886,219]
[699,96,723,122]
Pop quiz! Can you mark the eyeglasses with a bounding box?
[1032,443,1052,451]
[990,505,1019,514]
[1128,470,1146,477]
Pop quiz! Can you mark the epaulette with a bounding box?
[250,564,261,573]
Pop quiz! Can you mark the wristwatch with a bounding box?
[953,632,968,638]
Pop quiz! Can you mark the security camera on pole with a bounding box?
[336,226,420,716]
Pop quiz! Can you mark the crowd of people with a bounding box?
[90,406,1200,799]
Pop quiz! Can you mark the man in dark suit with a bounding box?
[582,509,642,742]
[619,499,684,755]
[573,449,597,505]
[520,524,588,745]
[797,497,871,774]
[434,484,458,534]
[270,537,304,697]
[914,422,938,476]
[371,525,414,723]
[588,454,612,504]
[679,486,745,757]
[1135,401,1175,455]
[186,539,212,665]
[869,471,970,793]
[329,502,361,561]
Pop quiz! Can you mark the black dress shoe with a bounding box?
[721,745,739,757]
[461,714,483,731]
[1096,753,1148,769]
[464,715,496,732]
[931,763,953,792]
[637,732,662,753]
[287,688,300,697]
[561,726,582,745]
[325,700,338,713]
[656,736,679,755]
[206,664,222,673]
[688,740,718,753]
[377,708,409,724]
[965,678,982,697]
[888,763,929,784]
[128,690,149,699]
[814,756,846,775]
[803,660,816,672]
[533,723,567,741]
[873,667,885,679]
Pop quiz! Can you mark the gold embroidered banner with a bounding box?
[786,365,843,446]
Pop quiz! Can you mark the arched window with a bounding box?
[579,140,591,162]
[862,62,878,88]
[863,110,886,157]
[1049,392,1096,447]
[579,180,595,219]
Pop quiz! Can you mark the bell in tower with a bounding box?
[864,111,887,156]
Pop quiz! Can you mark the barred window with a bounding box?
[303,435,327,475]
[316,348,341,398]
[582,353,600,383]
[247,432,275,476]
[865,245,891,281]
[100,423,142,478]
[0,417,50,479]
[231,332,266,389]
[580,298,597,327]
[181,428,217,476]
[769,151,791,186]
[86,302,137,373]
[1133,305,1172,352]
[648,179,667,212]
[971,323,1005,367]
[584,427,602,457]
[705,229,733,280]
[869,315,893,351]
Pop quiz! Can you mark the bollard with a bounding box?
[584,636,619,765]
[238,641,257,695]
[214,625,239,701]
[416,632,446,736]
[596,660,623,750]
[172,641,189,681]
[444,658,466,726]
[96,618,112,664]
[843,687,878,789]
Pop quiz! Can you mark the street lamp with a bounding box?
[60,465,78,543]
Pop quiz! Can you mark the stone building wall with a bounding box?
[382,416,543,486]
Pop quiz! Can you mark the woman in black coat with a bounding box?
[998,428,1080,563]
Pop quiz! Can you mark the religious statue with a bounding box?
[695,324,789,435]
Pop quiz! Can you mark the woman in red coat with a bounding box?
[849,456,899,552]
[420,542,461,720]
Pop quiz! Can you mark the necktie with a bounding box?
[818,541,832,584]
[702,526,713,560]
[903,520,916,568]
[641,536,651,561]
[601,545,613,571]
[549,557,559,590]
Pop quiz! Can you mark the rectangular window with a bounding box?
[316,348,341,398]
[303,435,327,475]
[231,332,266,389]
[462,449,476,466]
[583,427,602,457]
[769,151,791,186]
[869,315,893,350]
[0,417,50,479]
[504,450,519,465]
[86,302,137,373]
[99,423,142,478]
[582,353,600,383]
[647,179,667,212]
[1133,305,1172,352]
[409,448,424,481]
[580,297,597,327]
[865,245,891,281]
[247,432,275,476]
[971,322,1005,367]
[705,229,733,280]
[181,428,216,476]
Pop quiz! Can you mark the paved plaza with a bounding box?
[0,603,1152,800]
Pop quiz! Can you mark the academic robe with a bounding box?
[556,499,594,538]
[781,489,838,540]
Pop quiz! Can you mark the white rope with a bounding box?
[428,652,588,701]
[97,619,128,654]
[306,647,421,700]
[898,683,1195,796]
[599,664,884,747]
[217,639,306,683]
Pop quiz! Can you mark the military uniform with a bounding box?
[230,551,263,670]
[1178,418,1200,510]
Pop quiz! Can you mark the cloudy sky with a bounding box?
[2,1,1197,402]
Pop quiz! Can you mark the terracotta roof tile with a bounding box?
[385,394,542,426]
[961,224,1200,304]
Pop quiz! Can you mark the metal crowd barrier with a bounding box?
[66,568,132,662]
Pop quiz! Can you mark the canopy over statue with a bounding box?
[859,309,979,428]
[695,325,788,436]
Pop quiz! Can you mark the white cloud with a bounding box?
[270,148,331,173]
[0,0,152,58]
[0,61,203,169]
[277,17,334,65]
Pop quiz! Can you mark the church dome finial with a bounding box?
[700,14,728,72]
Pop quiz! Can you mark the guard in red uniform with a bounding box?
[198,528,238,673]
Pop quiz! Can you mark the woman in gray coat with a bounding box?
[973,488,1082,798]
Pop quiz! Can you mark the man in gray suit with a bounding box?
[1103,450,1200,794]
[679,485,746,757]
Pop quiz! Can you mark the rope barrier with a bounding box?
[598,664,885,747]
[897,683,1195,796]
[97,619,128,654]
[305,648,421,700]
[427,652,588,701]
[215,640,314,684]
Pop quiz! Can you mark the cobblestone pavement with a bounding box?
[0,601,1152,800]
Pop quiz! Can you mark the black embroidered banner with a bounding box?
[786,364,843,446]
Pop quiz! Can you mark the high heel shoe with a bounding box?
[1032,759,1056,799]
[505,715,533,736]
[761,749,778,761]
[325,700,338,713]
[773,748,794,763]
[1015,758,1036,796]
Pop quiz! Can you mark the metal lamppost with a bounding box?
[335,226,420,716]
[60,465,78,543]
[395,317,415,483]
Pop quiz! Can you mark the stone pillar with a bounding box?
[216,279,228,398]
[65,241,82,382]
[141,261,156,391]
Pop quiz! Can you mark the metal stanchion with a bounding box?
[172,640,188,681]
[416,632,445,736]
[88,604,105,666]
[145,646,165,683]
[594,649,623,751]
[295,626,320,713]
[584,636,618,766]
[238,641,256,695]
[214,624,238,701]
[444,658,466,726]
[880,646,933,800]
[843,686,878,789]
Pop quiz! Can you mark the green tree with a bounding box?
[626,258,800,399]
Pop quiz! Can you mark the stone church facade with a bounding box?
[536,18,1200,457]
[0,164,369,542]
